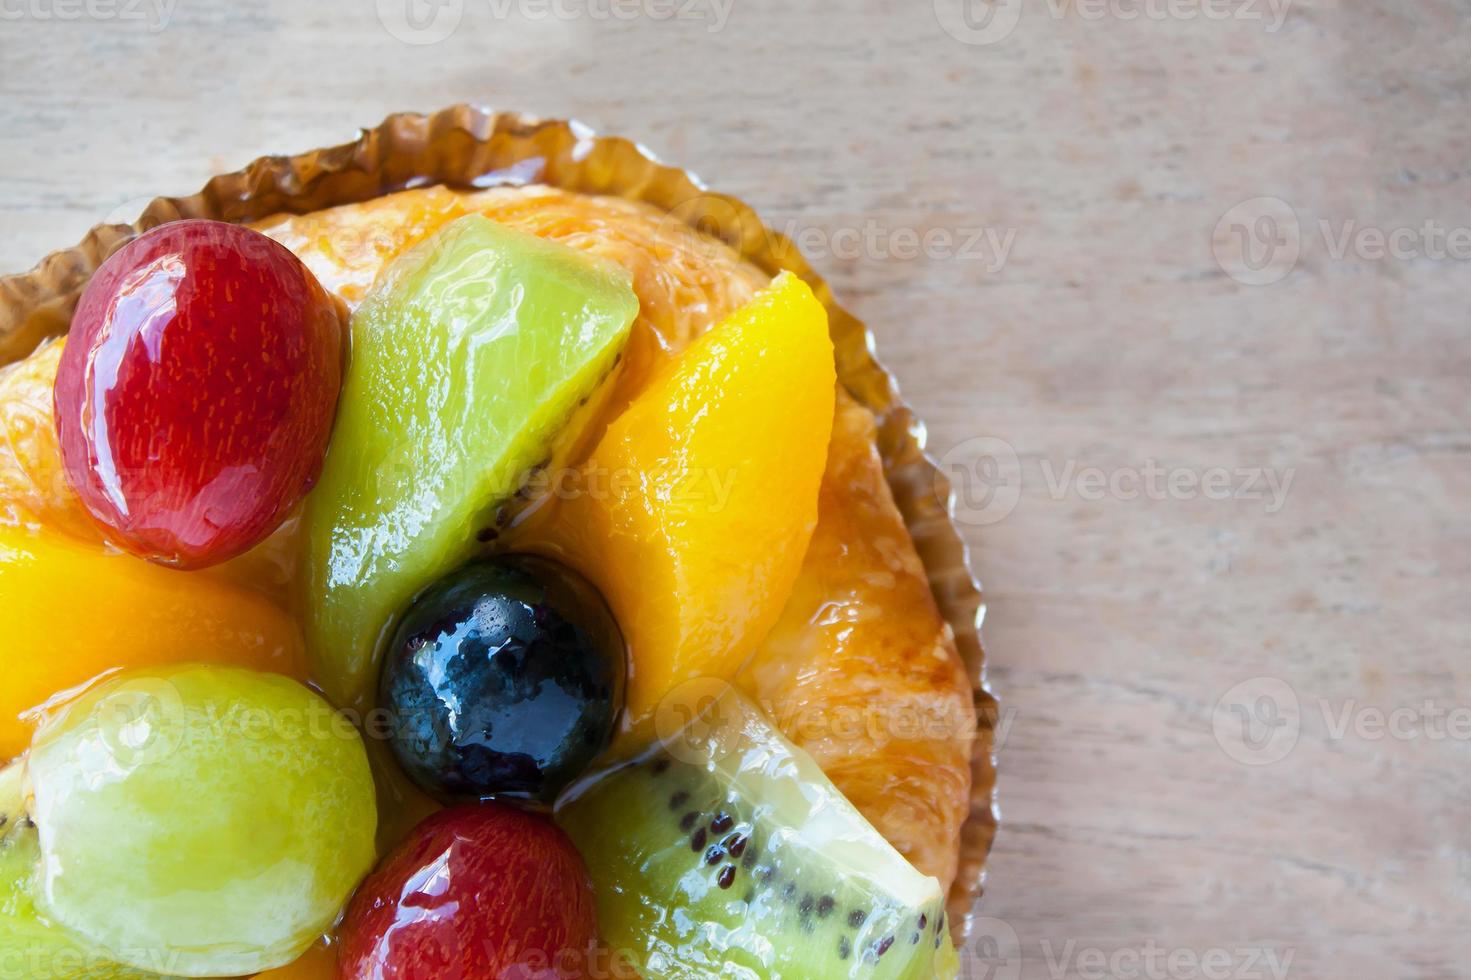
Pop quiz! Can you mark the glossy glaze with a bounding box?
[338,803,598,980]
[53,219,343,569]
[381,556,625,805]
[301,214,637,711]
[513,272,836,740]
[556,689,958,979]
[737,391,976,891]
[0,525,307,763]
[26,665,377,977]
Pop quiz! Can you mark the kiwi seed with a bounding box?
[690,828,707,852]
[718,866,736,889]
[680,812,699,832]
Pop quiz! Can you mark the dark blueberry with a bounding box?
[379,556,626,805]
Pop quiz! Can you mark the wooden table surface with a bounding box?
[3,2,1468,978]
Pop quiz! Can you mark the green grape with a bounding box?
[0,763,166,980]
[26,665,378,977]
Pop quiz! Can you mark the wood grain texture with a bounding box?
[2,2,1468,978]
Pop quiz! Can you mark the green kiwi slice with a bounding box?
[301,213,638,710]
[556,691,961,979]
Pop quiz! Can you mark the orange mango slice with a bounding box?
[0,339,96,539]
[522,273,836,734]
[0,527,307,762]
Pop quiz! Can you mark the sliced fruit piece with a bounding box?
[0,764,166,980]
[380,556,626,805]
[27,665,377,977]
[466,185,769,413]
[518,272,836,736]
[737,390,976,891]
[301,214,638,709]
[338,803,598,980]
[0,527,307,764]
[252,186,473,308]
[0,337,304,603]
[53,219,344,569]
[0,340,95,540]
[556,689,959,979]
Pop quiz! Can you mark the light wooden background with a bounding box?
[3,2,1468,978]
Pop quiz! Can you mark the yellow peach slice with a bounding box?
[519,272,836,736]
[0,527,308,762]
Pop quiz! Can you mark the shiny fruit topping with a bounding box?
[338,803,598,980]
[302,214,636,710]
[0,340,96,540]
[557,689,960,980]
[26,665,378,977]
[53,219,344,569]
[517,272,836,738]
[0,762,159,979]
[381,556,626,805]
[0,525,307,763]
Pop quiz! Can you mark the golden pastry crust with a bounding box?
[738,390,976,892]
[252,186,974,887]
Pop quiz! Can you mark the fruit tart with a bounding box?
[0,108,993,980]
